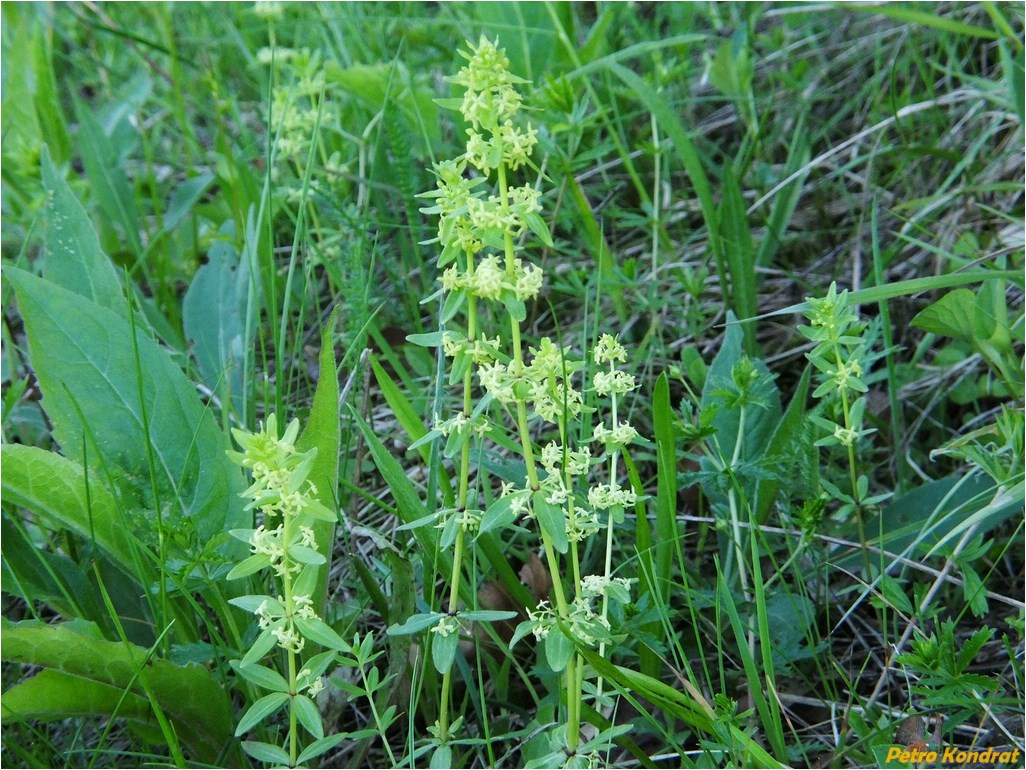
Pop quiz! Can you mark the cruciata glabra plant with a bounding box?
[386,38,642,769]
[226,416,400,768]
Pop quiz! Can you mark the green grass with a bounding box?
[2,2,1023,768]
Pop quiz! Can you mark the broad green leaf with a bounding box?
[838,474,1022,568]
[753,271,1023,323]
[325,61,441,146]
[754,365,813,523]
[700,312,781,482]
[182,233,252,414]
[296,733,349,765]
[564,175,627,322]
[7,268,247,549]
[458,610,518,623]
[856,4,998,39]
[294,694,324,739]
[356,412,447,569]
[294,617,347,651]
[406,331,446,347]
[1,619,233,763]
[479,492,519,534]
[606,62,719,264]
[0,516,102,623]
[290,545,326,565]
[226,554,270,580]
[387,612,444,636]
[228,595,279,615]
[240,629,278,668]
[911,289,977,343]
[0,445,144,580]
[40,146,125,314]
[0,8,46,166]
[242,741,291,765]
[543,626,574,672]
[370,353,452,503]
[432,631,458,674]
[74,99,142,256]
[430,745,453,769]
[231,661,289,693]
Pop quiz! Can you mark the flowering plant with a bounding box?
[388,38,644,768]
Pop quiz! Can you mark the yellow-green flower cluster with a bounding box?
[476,337,585,424]
[420,36,549,289]
[229,414,332,526]
[799,282,874,449]
[227,414,335,650]
[450,36,538,172]
[440,255,543,301]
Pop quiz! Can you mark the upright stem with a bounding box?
[595,359,620,705]
[726,406,750,595]
[498,160,575,749]
[280,513,299,768]
[438,255,478,743]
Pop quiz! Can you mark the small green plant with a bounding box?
[799,282,891,540]
[226,414,348,768]
[895,619,1001,726]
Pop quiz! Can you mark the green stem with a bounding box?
[280,514,299,768]
[498,156,575,750]
[438,253,478,746]
[595,361,620,704]
[726,406,749,595]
